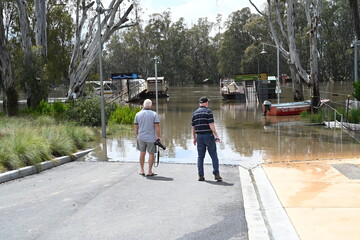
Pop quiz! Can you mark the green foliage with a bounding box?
[301,107,360,124]
[0,129,52,169]
[347,108,360,123]
[108,105,141,125]
[0,116,96,171]
[106,124,132,136]
[28,100,69,118]
[65,125,97,149]
[353,80,360,101]
[0,163,5,173]
[66,97,117,126]
[300,110,325,123]
[41,126,76,157]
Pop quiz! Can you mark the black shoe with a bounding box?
[198,175,205,181]
[214,174,222,181]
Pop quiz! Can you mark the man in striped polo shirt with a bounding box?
[191,96,222,182]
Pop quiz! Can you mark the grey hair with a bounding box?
[143,99,152,108]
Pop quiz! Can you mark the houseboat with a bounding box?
[144,77,169,98]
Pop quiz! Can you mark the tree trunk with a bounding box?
[35,0,47,57]
[306,0,321,111]
[349,0,360,40]
[0,0,18,116]
[16,0,47,109]
[66,0,136,101]
[289,65,304,101]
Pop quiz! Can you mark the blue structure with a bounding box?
[111,73,138,79]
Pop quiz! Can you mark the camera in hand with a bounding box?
[154,139,166,150]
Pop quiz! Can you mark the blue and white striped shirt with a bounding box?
[191,106,214,134]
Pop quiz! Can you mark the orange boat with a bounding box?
[262,100,311,116]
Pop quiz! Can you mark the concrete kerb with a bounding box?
[239,165,300,240]
[0,149,94,184]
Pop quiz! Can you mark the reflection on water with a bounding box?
[85,82,359,167]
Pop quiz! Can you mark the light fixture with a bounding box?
[261,44,267,54]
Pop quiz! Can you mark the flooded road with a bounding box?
[85,82,360,167]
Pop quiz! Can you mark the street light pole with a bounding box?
[96,0,106,138]
[153,56,160,113]
[261,43,281,104]
[354,37,359,83]
[276,45,280,104]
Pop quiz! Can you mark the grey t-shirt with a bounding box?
[134,109,159,142]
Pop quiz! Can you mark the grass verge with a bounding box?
[0,116,96,173]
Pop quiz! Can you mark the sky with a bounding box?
[102,0,267,25]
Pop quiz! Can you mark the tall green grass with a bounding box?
[0,116,96,173]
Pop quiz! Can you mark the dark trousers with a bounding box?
[196,133,219,176]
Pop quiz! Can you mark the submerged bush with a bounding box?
[347,108,360,123]
[106,124,132,135]
[108,105,140,125]
[301,107,360,124]
[300,110,325,123]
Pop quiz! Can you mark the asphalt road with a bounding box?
[0,162,248,240]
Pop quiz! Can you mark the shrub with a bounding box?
[52,101,68,115]
[347,108,360,123]
[108,105,141,125]
[23,100,68,119]
[300,110,325,123]
[66,97,117,126]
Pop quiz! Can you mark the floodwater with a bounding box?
[84,82,360,167]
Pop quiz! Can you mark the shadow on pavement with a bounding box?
[145,176,174,181]
[205,180,234,186]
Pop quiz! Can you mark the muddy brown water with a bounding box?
[83,82,360,167]
[1,82,358,166]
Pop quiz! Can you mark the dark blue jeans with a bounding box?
[196,133,219,176]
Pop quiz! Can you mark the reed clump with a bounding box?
[0,116,96,173]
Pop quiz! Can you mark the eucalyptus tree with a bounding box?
[349,0,360,39]
[66,0,136,100]
[0,0,17,116]
[143,11,191,85]
[187,18,218,84]
[217,8,253,77]
[46,1,74,86]
[241,13,271,74]
[16,0,49,108]
[320,0,353,82]
[250,0,322,108]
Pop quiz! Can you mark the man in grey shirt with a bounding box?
[134,99,161,176]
